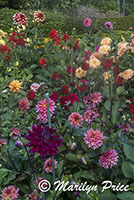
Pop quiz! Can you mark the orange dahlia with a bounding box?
[9,80,22,92]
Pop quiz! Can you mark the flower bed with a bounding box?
[0,11,134,200]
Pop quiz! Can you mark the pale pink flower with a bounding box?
[99,149,118,169]
[68,112,83,128]
[30,83,40,92]
[44,158,57,173]
[84,128,105,150]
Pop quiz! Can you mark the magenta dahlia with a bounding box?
[25,124,63,159]
[99,149,118,169]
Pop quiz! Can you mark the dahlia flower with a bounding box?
[33,10,45,22]
[119,69,134,80]
[10,127,21,139]
[44,158,58,173]
[30,83,40,92]
[25,124,63,159]
[99,149,118,169]
[84,107,99,124]
[36,98,56,124]
[13,12,28,26]
[0,139,6,146]
[9,80,22,93]
[83,18,92,27]
[100,37,112,45]
[105,21,113,30]
[89,56,101,69]
[18,98,30,112]
[75,67,87,78]
[68,112,83,128]
[83,92,102,107]
[84,128,105,150]
[103,71,111,81]
[1,185,19,200]
[98,45,111,55]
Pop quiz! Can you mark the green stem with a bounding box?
[70,48,73,83]
[109,80,113,122]
[46,93,56,193]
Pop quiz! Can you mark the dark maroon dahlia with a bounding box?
[25,124,63,159]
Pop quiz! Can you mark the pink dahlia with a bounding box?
[44,158,57,173]
[84,92,102,107]
[25,124,63,159]
[1,185,19,200]
[84,128,105,150]
[99,149,118,169]
[84,107,99,124]
[84,18,92,27]
[13,12,27,26]
[105,21,113,30]
[0,139,6,146]
[68,112,83,128]
[18,98,30,112]
[10,127,21,139]
[36,98,56,124]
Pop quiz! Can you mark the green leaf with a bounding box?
[66,153,80,162]
[117,192,134,200]
[104,100,110,111]
[112,100,120,124]
[101,191,117,200]
[122,161,134,178]
[123,144,134,161]
[117,86,125,95]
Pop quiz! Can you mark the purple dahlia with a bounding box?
[25,124,63,159]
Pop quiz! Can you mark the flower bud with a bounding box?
[15,140,23,148]
[71,142,77,150]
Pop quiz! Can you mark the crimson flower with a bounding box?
[67,66,76,74]
[9,32,25,47]
[59,96,68,106]
[81,63,89,70]
[52,72,61,80]
[61,85,69,94]
[77,80,88,92]
[50,91,58,101]
[25,124,63,159]
[102,59,113,69]
[40,58,47,67]
[27,90,35,100]
[113,66,120,75]
[67,93,78,104]
[61,33,69,41]
[0,45,11,60]
[114,75,123,85]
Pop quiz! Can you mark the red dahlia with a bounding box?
[102,59,113,69]
[27,90,35,100]
[67,93,78,104]
[40,58,47,67]
[61,85,69,94]
[52,72,61,80]
[50,91,58,101]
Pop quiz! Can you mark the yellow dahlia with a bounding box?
[0,39,5,45]
[9,80,22,92]
[89,56,101,69]
[100,37,112,45]
[119,69,134,80]
[103,71,111,80]
[75,67,87,78]
[98,45,111,55]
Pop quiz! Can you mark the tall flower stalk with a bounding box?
[46,93,56,191]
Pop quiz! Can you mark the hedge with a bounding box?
[0,8,134,36]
